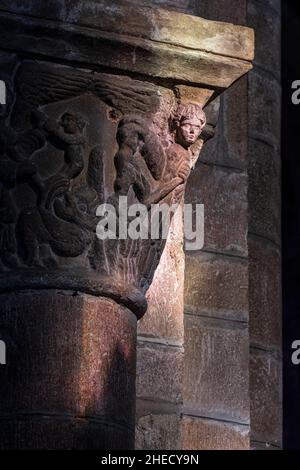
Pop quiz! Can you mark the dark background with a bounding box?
[283,0,300,450]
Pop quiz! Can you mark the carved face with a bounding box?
[61,113,78,134]
[176,117,203,148]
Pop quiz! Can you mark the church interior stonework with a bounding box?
[0,0,281,450]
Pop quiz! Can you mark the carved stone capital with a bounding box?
[0,61,209,317]
[0,3,253,318]
[0,1,254,451]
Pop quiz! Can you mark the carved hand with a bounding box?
[177,160,191,182]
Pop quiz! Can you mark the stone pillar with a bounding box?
[163,0,281,451]
[194,0,281,451]
[176,1,250,450]
[247,0,282,450]
[0,1,253,449]
[183,80,250,450]
[0,292,137,449]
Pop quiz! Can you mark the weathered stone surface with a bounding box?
[0,1,254,61]
[248,139,281,245]
[0,14,252,90]
[220,78,248,169]
[248,70,281,148]
[0,0,254,93]
[0,418,134,450]
[136,414,180,450]
[196,124,219,167]
[0,291,137,449]
[247,0,282,452]
[194,0,247,25]
[199,80,248,170]
[249,237,281,351]
[250,0,281,15]
[0,0,256,452]
[185,163,248,256]
[250,440,281,450]
[183,315,249,423]
[174,85,215,108]
[181,416,249,450]
[250,349,282,446]
[247,0,281,76]
[130,0,192,12]
[139,212,185,342]
[0,58,209,319]
[185,252,248,322]
[137,342,183,404]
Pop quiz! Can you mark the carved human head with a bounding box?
[172,103,206,148]
[61,112,86,134]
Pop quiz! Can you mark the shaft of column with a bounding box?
[0,292,136,449]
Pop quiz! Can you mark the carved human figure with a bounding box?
[29,110,87,196]
[173,103,206,149]
[34,110,88,221]
[17,110,92,266]
[1,97,206,275]
[113,103,206,206]
[105,104,206,288]
[0,124,45,268]
[164,103,206,202]
[0,160,37,267]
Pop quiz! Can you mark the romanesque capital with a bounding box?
[0,1,254,318]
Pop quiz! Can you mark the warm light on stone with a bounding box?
[0,0,254,449]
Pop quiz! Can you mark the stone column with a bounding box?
[182,1,251,451]
[247,0,282,450]
[0,1,253,449]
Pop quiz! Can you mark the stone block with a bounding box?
[248,70,281,148]
[174,85,214,107]
[136,413,180,450]
[193,0,247,25]
[139,215,184,343]
[184,315,249,423]
[0,2,254,61]
[249,236,281,350]
[185,163,248,256]
[129,0,193,13]
[200,80,248,170]
[136,342,183,404]
[185,251,248,322]
[250,349,282,446]
[247,0,281,75]
[250,440,281,450]
[221,78,248,168]
[181,415,249,450]
[248,139,281,245]
[251,0,280,15]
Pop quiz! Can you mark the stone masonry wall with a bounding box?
[183,2,250,448]
[193,0,282,450]
[247,0,282,449]
[134,0,281,450]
